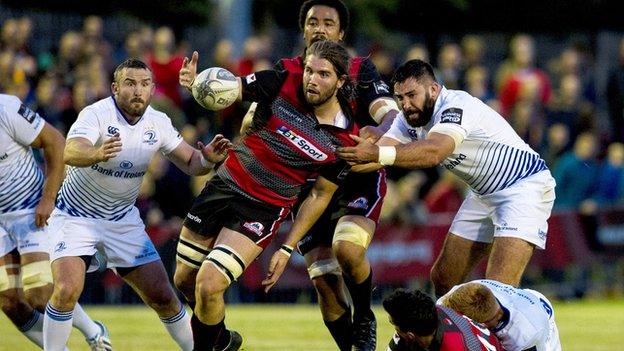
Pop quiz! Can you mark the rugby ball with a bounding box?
[191,67,239,110]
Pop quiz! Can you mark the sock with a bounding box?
[72,303,101,339]
[324,312,352,351]
[344,269,373,319]
[161,305,193,351]
[44,303,73,351]
[19,309,44,347]
[190,314,225,350]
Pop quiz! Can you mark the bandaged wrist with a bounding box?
[279,244,294,258]
[378,146,396,166]
[200,156,214,169]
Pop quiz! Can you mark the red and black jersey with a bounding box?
[388,306,503,351]
[273,55,392,128]
[215,64,358,208]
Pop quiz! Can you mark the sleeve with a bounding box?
[1,101,45,146]
[318,160,351,186]
[382,113,415,143]
[429,103,478,153]
[158,116,184,155]
[240,69,288,103]
[66,107,101,145]
[355,58,392,109]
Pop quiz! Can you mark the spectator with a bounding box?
[594,143,624,206]
[606,37,624,143]
[147,26,185,107]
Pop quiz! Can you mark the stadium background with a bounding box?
[1,0,624,349]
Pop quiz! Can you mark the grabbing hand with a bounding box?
[34,197,55,228]
[179,51,199,90]
[198,134,231,164]
[359,125,384,143]
[336,134,379,164]
[97,133,122,162]
[261,249,291,293]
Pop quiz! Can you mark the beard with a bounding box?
[120,98,148,119]
[405,92,435,127]
[305,84,337,106]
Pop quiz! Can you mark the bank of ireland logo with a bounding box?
[120,160,133,169]
[107,126,119,135]
[143,130,158,145]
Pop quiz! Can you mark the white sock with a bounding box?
[44,303,73,351]
[19,309,43,348]
[160,306,193,351]
[72,303,100,338]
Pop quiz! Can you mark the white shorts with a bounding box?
[49,207,160,272]
[449,170,556,249]
[0,209,50,257]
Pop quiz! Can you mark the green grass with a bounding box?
[1,300,623,350]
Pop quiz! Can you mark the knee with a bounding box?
[333,242,365,276]
[173,269,196,300]
[311,274,341,298]
[145,287,180,314]
[195,270,228,302]
[24,285,53,311]
[51,279,82,308]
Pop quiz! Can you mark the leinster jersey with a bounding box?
[56,97,182,221]
[439,280,561,351]
[0,95,45,214]
[385,87,548,195]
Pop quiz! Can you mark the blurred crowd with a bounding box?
[2,15,624,300]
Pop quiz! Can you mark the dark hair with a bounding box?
[391,59,437,86]
[382,289,438,336]
[298,0,350,32]
[113,58,151,83]
[305,40,354,101]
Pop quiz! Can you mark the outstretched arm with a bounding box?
[262,176,339,292]
[338,132,455,169]
[166,134,231,176]
[30,122,66,227]
[179,50,243,102]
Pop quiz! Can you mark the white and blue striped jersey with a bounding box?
[0,94,45,214]
[439,279,561,351]
[384,87,547,195]
[56,97,182,221]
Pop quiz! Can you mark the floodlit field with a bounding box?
[1,300,623,350]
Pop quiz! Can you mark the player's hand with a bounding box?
[34,197,55,228]
[336,134,379,164]
[198,134,231,163]
[261,249,290,293]
[97,133,122,162]
[359,125,384,143]
[179,51,199,90]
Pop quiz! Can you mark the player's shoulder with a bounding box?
[0,93,22,109]
[80,97,116,119]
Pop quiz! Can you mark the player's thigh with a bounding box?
[0,250,21,300]
[195,228,263,295]
[19,252,53,306]
[332,215,375,259]
[175,225,215,277]
[486,237,534,286]
[431,233,491,281]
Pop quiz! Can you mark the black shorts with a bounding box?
[297,169,386,255]
[183,176,291,249]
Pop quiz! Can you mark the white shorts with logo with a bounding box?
[49,207,160,272]
[449,170,556,249]
[0,209,50,257]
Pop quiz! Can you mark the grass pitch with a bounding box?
[1,300,622,350]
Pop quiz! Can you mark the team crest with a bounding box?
[143,130,158,145]
[107,126,119,135]
[243,222,264,236]
[347,197,369,210]
[408,129,419,139]
[54,241,67,253]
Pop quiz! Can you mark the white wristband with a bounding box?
[378,146,396,166]
[200,156,214,169]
